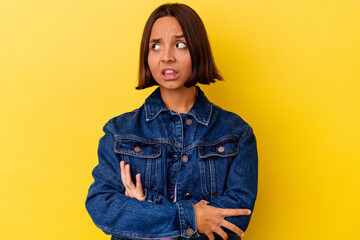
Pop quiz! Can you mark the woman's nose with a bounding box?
[161,46,175,63]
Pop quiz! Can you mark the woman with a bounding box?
[86,3,258,240]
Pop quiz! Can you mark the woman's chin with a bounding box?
[158,82,186,91]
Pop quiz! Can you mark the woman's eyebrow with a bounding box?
[149,38,161,43]
[149,35,185,43]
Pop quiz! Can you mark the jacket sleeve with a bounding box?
[209,127,258,233]
[85,122,197,239]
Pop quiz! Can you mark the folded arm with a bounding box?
[117,127,257,240]
[208,128,258,233]
[85,123,196,239]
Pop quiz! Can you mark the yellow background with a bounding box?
[1,0,359,239]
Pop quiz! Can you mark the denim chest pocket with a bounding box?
[114,138,162,192]
[198,137,239,199]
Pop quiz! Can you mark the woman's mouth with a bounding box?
[162,69,179,80]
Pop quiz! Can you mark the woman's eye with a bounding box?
[151,44,160,50]
[176,42,187,49]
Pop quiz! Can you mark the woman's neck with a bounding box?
[160,86,197,114]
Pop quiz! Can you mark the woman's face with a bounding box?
[147,16,192,91]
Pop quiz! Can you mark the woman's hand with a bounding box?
[194,200,251,240]
[120,161,145,201]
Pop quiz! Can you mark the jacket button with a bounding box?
[217,146,225,153]
[134,146,141,153]
[185,119,192,126]
[185,193,192,199]
[182,155,189,163]
[186,228,194,236]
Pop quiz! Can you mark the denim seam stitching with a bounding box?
[200,159,209,196]
[113,150,161,158]
[156,157,161,191]
[184,135,239,152]
[114,143,161,158]
[188,103,212,126]
[115,135,182,148]
[95,223,179,238]
[198,148,239,158]
[177,203,183,237]
[145,98,168,122]
[210,158,215,200]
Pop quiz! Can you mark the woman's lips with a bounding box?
[162,69,179,80]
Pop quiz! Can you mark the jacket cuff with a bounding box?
[176,201,198,238]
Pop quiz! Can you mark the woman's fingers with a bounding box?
[199,200,209,205]
[125,163,136,189]
[221,219,245,237]
[135,174,145,201]
[194,203,250,239]
[119,161,144,200]
[136,174,143,193]
[120,161,135,189]
[214,227,228,240]
[120,161,127,188]
[219,208,251,217]
[205,233,215,240]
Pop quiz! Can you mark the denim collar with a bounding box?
[144,86,213,126]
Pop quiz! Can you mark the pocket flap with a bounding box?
[114,139,161,158]
[198,138,239,158]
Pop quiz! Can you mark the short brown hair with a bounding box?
[136,3,223,90]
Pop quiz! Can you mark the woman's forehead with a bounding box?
[150,16,184,38]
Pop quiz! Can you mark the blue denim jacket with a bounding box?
[85,87,258,240]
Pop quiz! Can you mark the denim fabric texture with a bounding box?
[85,87,258,240]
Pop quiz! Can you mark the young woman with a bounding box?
[86,3,258,240]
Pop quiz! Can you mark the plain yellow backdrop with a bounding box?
[1,0,359,239]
